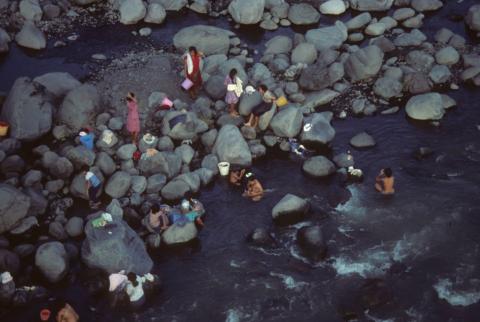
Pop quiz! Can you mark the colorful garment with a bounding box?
[186,53,202,89]
[127,100,140,133]
[224,76,239,104]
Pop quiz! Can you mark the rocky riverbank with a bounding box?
[1,0,480,319]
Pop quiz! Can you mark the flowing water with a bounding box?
[1,1,480,321]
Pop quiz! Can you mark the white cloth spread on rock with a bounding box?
[126,276,146,302]
[185,53,194,75]
[234,77,243,97]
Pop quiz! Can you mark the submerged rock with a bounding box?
[162,222,198,245]
[303,156,336,178]
[81,214,153,274]
[247,228,276,247]
[272,194,309,225]
[350,132,376,148]
[296,225,327,262]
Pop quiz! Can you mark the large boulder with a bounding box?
[305,21,348,51]
[373,77,403,99]
[349,0,394,11]
[466,5,480,32]
[0,184,30,234]
[35,242,69,283]
[138,151,182,178]
[104,171,132,199]
[296,225,327,262]
[300,112,335,147]
[435,46,460,66]
[228,0,265,24]
[320,0,346,15]
[119,0,146,25]
[213,125,252,167]
[173,25,232,56]
[33,72,81,98]
[161,111,208,140]
[291,42,318,65]
[15,21,46,50]
[350,132,376,148]
[81,214,153,274]
[19,0,42,21]
[58,84,100,133]
[405,92,445,120]
[162,222,198,245]
[288,3,320,25]
[345,45,384,82]
[265,35,293,55]
[1,77,53,141]
[144,3,167,23]
[303,156,336,178]
[156,0,187,11]
[239,92,263,116]
[272,194,309,225]
[299,61,344,91]
[270,106,303,138]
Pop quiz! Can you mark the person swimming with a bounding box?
[375,168,395,195]
[242,172,264,201]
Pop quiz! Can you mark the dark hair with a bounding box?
[81,165,90,173]
[384,168,393,177]
[229,68,237,80]
[126,92,135,102]
[259,84,268,92]
[151,204,160,213]
[127,272,138,287]
[188,46,197,54]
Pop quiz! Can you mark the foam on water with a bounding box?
[433,278,480,307]
[332,246,393,278]
[270,272,308,291]
[365,311,395,322]
[225,309,243,322]
[335,185,367,218]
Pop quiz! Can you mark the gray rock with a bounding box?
[299,61,344,91]
[288,3,319,25]
[81,215,153,274]
[270,106,303,138]
[466,4,480,32]
[305,21,348,51]
[95,152,116,176]
[65,217,84,238]
[201,154,220,174]
[146,174,167,193]
[144,5,166,23]
[320,0,346,15]
[119,0,146,25]
[405,92,445,120]
[194,168,215,186]
[345,45,384,82]
[1,155,25,174]
[205,75,227,100]
[173,25,232,55]
[350,132,376,148]
[49,157,74,179]
[43,4,60,19]
[302,89,340,112]
[131,176,147,194]
[138,151,182,178]
[272,194,309,225]
[162,222,198,245]
[435,46,460,66]
[303,156,336,177]
[64,145,95,168]
[300,112,335,147]
[373,77,402,99]
[161,179,190,200]
[0,28,10,53]
[35,242,69,283]
[19,0,42,21]
[291,42,317,65]
[228,0,264,24]
[116,144,137,160]
[13,244,35,258]
[15,21,46,50]
[393,8,415,21]
[58,84,100,133]
[239,92,263,116]
[349,0,393,11]
[265,35,292,55]
[46,180,64,193]
[394,29,427,47]
[406,50,435,72]
[0,184,30,234]
[346,12,372,30]
[49,222,68,240]
[157,136,174,151]
[434,28,453,44]
[1,77,53,141]
[108,117,123,131]
[213,125,252,167]
[411,0,443,12]
[33,72,81,98]
[175,144,195,164]
[296,225,327,261]
[156,0,187,11]
[333,153,354,168]
[9,216,37,235]
[0,248,20,275]
[201,129,218,149]
[106,199,123,218]
[403,72,432,94]
[105,171,132,198]
[161,111,208,140]
[429,65,452,84]
[23,187,48,215]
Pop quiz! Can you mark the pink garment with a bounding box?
[127,100,140,133]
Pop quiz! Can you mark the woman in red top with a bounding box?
[184,46,203,99]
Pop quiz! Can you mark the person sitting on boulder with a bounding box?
[125,272,146,310]
[245,84,276,128]
[145,204,170,233]
[242,172,264,201]
[375,168,395,195]
[82,166,102,209]
[168,199,205,227]
[78,128,95,150]
[229,167,246,186]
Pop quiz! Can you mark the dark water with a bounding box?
[2,1,480,321]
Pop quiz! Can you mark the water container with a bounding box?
[181,78,194,90]
[218,162,230,176]
[0,121,9,137]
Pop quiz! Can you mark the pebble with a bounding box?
[67,34,79,41]
[139,28,152,37]
[450,83,459,90]
[92,54,107,60]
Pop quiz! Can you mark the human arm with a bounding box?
[248,181,264,198]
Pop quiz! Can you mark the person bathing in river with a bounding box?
[55,302,79,322]
[245,84,276,128]
[184,46,203,99]
[224,68,243,116]
[229,166,246,186]
[125,272,146,311]
[126,92,140,145]
[242,172,264,201]
[375,168,395,195]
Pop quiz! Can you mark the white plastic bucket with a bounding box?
[218,162,230,176]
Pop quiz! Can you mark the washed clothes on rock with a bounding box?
[224,76,242,104]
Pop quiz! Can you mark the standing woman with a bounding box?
[184,46,203,99]
[126,92,140,145]
[224,68,242,116]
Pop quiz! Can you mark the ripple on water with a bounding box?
[433,278,480,307]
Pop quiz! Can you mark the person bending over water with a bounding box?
[125,272,146,310]
[375,168,395,195]
[229,168,246,186]
[242,172,264,201]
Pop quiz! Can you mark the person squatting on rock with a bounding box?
[375,168,395,195]
[78,128,95,150]
[143,203,170,233]
[126,92,140,145]
[245,84,276,128]
[224,68,243,116]
[82,166,102,209]
[242,172,264,201]
[184,46,203,99]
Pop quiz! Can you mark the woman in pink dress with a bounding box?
[126,92,140,145]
